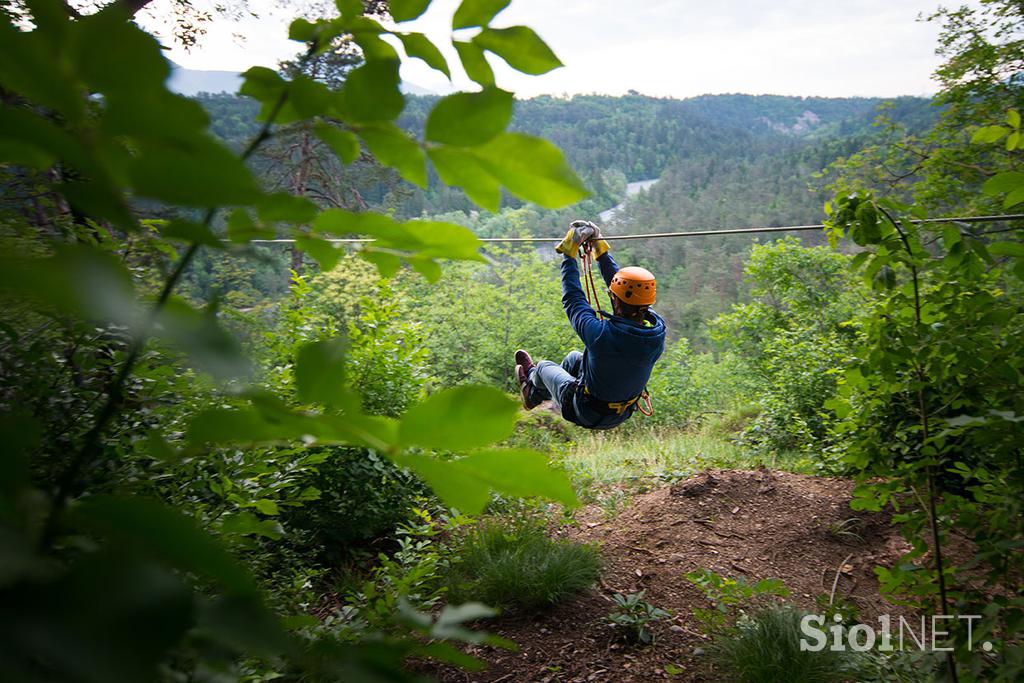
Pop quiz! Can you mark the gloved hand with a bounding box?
[588,225,610,260]
[556,220,600,258]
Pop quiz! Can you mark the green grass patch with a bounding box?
[710,607,860,683]
[565,427,816,486]
[446,519,602,611]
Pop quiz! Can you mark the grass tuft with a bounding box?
[710,607,858,683]
[447,519,602,611]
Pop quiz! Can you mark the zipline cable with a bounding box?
[244,213,1024,245]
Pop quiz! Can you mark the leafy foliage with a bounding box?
[606,591,671,645]
[710,238,862,458]
[825,188,1024,680]
[0,0,588,679]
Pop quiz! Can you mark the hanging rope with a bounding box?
[579,241,609,319]
[244,213,1024,245]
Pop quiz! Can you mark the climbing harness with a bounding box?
[582,385,653,417]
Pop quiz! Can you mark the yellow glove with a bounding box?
[555,221,596,258]
[590,237,610,259]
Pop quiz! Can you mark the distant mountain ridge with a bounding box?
[168,65,243,96]
[168,63,440,96]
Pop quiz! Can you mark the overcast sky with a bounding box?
[143,0,954,98]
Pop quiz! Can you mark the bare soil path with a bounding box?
[430,468,913,682]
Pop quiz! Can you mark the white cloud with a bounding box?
[142,0,952,98]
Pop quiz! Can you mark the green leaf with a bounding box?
[983,171,1024,196]
[130,139,262,207]
[1008,109,1021,129]
[358,123,427,187]
[453,0,510,28]
[360,249,403,278]
[987,242,1024,257]
[0,106,97,176]
[296,235,343,271]
[0,20,85,119]
[101,89,210,142]
[226,209,275,243]
[398,385,518,450]
[197,595,291,656]
[254,499,279,516]
[408,256,443,282]
[239,66,286,104]
[390,0,431,22]
[427,145,501,211]
[392,453,491,513]
[187,397,394,451]
[456,449,577,506]
[473,26,562,75]
[315,208,402,238]
[402,220,485,260]
[221,511,284,540]
[0,247,139,326]
[336,0,363,18]
[75,6,170,97]
[0,413,39,500]
[295,338,349,408]
[426,88,513,146]
[288,75,333,119]
[155,298,251,380]
[942,225,962,249]
[1004,188,1024,208]
[314,123,361,164]
[256,192,319,223]
[288,17,319,42]
[472,133,588,208]
[338,60,404,123]
[163,220,223,248]
[453,40,494,87]
[393,448,577,513]
[1007,130,1021,151]
[73,496,260,595]
[397,32,451,78]
[970,125,1008,144]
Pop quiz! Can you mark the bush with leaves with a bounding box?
[710,238,863,456]
[0,0,590,679]
[825,182,1023,680]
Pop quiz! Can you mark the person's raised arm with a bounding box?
[561,256,603,346]
[597,250,619,287]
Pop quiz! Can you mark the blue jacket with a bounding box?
[561,253,666,420]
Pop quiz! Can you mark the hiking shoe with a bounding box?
[514,349,535,374]
[516,363,542,410]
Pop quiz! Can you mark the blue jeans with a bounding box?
[529,350,584,410]
[530,350,633,430]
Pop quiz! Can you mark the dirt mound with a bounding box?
[431,469,912,682]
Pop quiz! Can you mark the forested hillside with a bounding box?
[193,90,937,344]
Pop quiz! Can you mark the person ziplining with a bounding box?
[514,220,666,430]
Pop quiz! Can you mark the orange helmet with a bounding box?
[610,266,656,306]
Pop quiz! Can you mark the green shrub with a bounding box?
[447,519,601,611]
[285,448,426,562]
[710,607,858,683]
